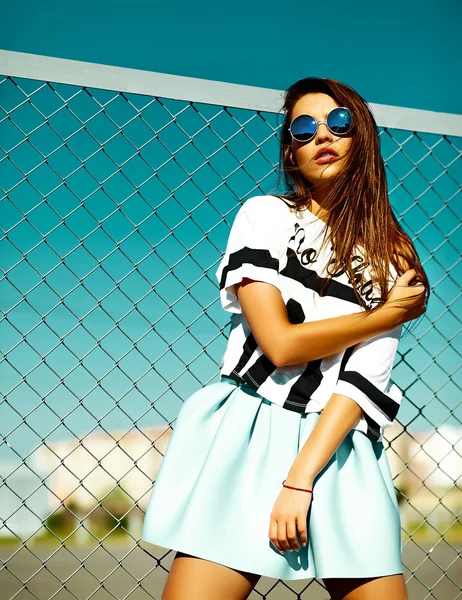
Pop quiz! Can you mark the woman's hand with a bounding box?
[269,485,312,554]
[382,268,427,325]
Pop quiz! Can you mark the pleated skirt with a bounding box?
[140,377,404,580]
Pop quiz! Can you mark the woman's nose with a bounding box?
[315,122,333,143]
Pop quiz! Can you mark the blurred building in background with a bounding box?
[0,426,171,542]
[0,460,51,539]
[385,423,462,536]
[35,425,171,510]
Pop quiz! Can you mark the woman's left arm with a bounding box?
[289,322,404,485]
[287,392,364,488]
[268,324,404,555]
[268,392,363,554]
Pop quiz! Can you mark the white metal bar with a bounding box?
[1,49,461,137]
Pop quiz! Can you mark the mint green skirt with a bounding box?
[141,377,404,580]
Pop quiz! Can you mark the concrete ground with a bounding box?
[0,540,461,599]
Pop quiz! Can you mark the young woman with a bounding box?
[141,77,429,600]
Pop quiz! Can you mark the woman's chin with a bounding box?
[306,172,339,186]
[304,163,343,182]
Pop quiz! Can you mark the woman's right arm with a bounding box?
[236,268,426,367]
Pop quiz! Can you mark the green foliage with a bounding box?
[43,499,79,539]
[90,487,132,536]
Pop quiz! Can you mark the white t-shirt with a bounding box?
[215,194,403,443]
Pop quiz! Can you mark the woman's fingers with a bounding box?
[277,519,291,552]
[394,269,424,290]
[398,269,425,286]
[269,518,284,553]
[386,269,427,313]
[270,516,307,554]
[296,513,308,548]
[398,268,416,284]
[286,518,300,552]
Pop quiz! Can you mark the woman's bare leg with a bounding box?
[162,551,261,600]
[322,574,408,600]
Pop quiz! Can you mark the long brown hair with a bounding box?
[276,76,430,318]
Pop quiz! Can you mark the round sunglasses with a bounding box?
[289,107,353,143]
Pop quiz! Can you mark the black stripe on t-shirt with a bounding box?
[232,332,258,376]
[339,345,355,372]
[219,247,279,290]
[338,370,399,422]
[280,248,360,305]
[283,358,323,411]
[242,354,277,389]
[286,298,305,324]
[362,412,381,442]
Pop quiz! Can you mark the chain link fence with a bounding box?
[0,53,461,599]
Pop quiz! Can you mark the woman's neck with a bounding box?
[309,183,331,223]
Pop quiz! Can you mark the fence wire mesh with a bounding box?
[0,72,461,600]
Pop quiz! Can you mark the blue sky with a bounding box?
[2,0,461,114]
[0,0,461,466]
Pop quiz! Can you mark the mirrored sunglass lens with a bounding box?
[327,108,352,134]
[291,115,317,141]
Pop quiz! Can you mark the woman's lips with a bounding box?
[314,154,340,165]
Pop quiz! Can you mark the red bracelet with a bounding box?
[282,479,313,494]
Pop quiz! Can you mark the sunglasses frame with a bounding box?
[289,107,353,143]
